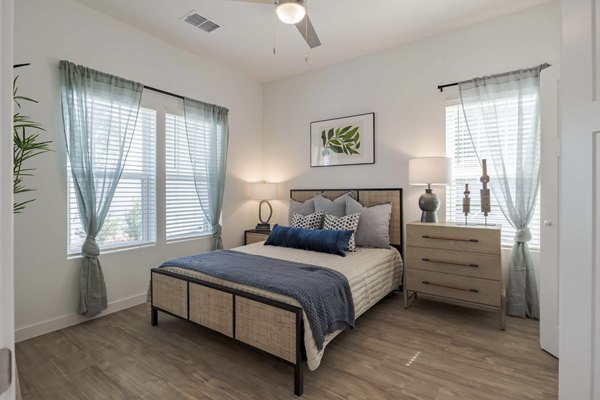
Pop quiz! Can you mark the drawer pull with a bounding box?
[422,280,479,293]
[422,258,479,268]
[422,235,479,243]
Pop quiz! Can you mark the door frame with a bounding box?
[0,0,15,399]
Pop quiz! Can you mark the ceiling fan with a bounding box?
[229,0,321,48]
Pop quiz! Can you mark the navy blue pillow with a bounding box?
[264,225,353,257]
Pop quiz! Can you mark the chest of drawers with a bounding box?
[404,222,505,329]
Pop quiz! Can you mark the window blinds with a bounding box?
[165,113,210,240]
[68,107,157,253]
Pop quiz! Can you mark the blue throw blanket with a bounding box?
[159,250,355,350]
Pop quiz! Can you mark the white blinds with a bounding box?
[445,101,541,248]
[165,113,209,240]
[68,107,157,253]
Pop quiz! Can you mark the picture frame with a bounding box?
[310,112,375,167]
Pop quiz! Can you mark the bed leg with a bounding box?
[151,307,158,326]
[294,363,303,396]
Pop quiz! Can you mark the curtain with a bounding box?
[183,98,229,250]
[458,64,547,319]
[59,60,143,317]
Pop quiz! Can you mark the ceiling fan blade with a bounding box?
[295,15,321,48]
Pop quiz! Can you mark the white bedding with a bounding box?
[161,242,403,370]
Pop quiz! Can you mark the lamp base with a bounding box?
[419,188,440,223]
[255,223,271,231]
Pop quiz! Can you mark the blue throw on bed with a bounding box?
[159,249,355,350]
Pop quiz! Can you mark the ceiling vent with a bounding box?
[181,11,220,33]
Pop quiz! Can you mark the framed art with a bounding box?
[310,112,375,167]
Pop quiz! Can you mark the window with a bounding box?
[445,101,541,248]
[68,107,157,253]
[165,113,210,240]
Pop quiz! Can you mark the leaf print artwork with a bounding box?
[321,125,361,156]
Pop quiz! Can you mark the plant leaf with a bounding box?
[330,145,344,153]
[327,128,334,141]
[321,130,326,146]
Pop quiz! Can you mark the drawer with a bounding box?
[407,224,500,255]
[406,247,501,281]
[246,232,269,245]
[407,269,501,307]
[189,283,233,337]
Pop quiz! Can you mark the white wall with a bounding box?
[263,3,560,229]
[13,0,263,341]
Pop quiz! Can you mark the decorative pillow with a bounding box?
[346,196,392,248]
[264,224,353,257]
[290,211,324,230]
[314,192,353,217]
[323,213,360,251]
[288,198,315,224]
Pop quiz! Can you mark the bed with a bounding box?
[150,188,404,396]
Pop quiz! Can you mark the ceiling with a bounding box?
[73,0,552,82]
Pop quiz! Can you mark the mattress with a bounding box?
[161,242,403,370]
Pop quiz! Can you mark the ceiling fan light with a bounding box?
[275,1,306,25]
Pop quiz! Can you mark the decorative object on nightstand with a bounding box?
[409,157,452,223]
[404,221,505,329]
[463,183,471,225]
[480,159,491,225]
[250,182,278,231]
[244,229,271,245]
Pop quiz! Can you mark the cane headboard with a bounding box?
[289,188,403,256]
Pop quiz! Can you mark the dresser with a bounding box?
[405,222,505,329]
[244,229,271,245]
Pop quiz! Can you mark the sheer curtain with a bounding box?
[59,61,143,317]
[183,98,229,250]
[458,64,547,319]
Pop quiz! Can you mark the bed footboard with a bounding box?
[150,269,304,396]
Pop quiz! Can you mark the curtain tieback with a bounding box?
[210,224,223,239]
[82,235,100,257]
[514,228,532,243]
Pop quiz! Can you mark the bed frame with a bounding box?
[150,188,403,396]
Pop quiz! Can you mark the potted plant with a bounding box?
[12,75,51,213]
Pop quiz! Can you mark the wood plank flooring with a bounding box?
[16,293,558,399]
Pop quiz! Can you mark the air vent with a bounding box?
[181,11,220,33]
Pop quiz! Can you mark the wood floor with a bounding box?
[16,293,558,400]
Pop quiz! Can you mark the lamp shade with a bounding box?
[409,157,452,185]
[275,0,306,24]
[250,183,278,200]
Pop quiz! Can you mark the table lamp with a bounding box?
[250,182,278,231]
[409,157,452,223]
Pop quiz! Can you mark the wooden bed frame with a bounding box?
[150,188,403,396]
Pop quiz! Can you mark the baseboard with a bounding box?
[15,292,147,343]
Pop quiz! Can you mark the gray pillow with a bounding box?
[288,198,315,224]
[314,192,351,217]
[346,196,392,248]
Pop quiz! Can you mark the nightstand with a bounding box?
[404,221,505,329]
[244,229,271,245]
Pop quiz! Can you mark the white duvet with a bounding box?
[161,242,403,370]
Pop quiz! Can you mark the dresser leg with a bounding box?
[500,288,506,330]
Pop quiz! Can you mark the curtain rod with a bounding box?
[15,62,185,100]
[437,63,551,92]
[143,85,185,100]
